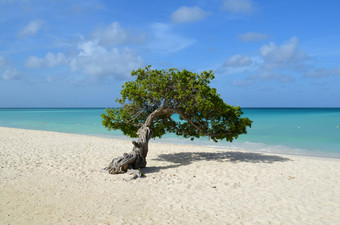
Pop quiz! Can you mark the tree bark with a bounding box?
[103,105,175,174]
[104,125,153,174]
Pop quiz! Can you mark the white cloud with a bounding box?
[69,40,143,79]
[247,37,307,83]
[67,2,105,15]
[19,19,44,37]
[249,72,294,83]
[25,56,42,68]
[224,54,252,67]
[90,22,146,46]
[305,67,340,78]
[225,37,306,85]
[25,52,67,68]
[0,55,20,80]
[227,36,340,86]
[260,36,307,70]
[231,79,254,87]
[91,22,127,46]
[2,68,19,80]
[23,22,146,81]
[77,40,106,57]
[0,56,6,67]
[171,6,208,23]
[239,32,268,42]
[221,0,257,14]
[149,23,195,53]
[232,72,294,87]
[46,74,53,83]
[43,53,66,67]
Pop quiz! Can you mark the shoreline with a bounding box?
[1,126,340,224]
[1,107,339,159]
[1,125,339,160]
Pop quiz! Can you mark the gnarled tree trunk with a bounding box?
[103,105,176,174]
[104,125,153,174]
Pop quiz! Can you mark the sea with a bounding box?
[0,108,339,158]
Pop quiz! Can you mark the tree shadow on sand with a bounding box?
[142,151,291,174]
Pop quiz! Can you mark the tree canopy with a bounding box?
[102,66,252,142]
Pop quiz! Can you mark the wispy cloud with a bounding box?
[90,22,146,46]
[221,0,257,15]
[0,55,20,80]
[305,67,340,78]
[244,37,306,83]
[238,32,268,42]
[232,72,294,87]
[217,54,258,76]
[70,23,145,80]
[249,72,295,83]
[69,40,143,80]
[171,6,209,23]
[25,52,67,68]
[19,19,44,37]
[228,36,340,87]
[90,22,128,46]
[219,37,306,86]
[0,56,6,67]
[260,36,307,70]
[148,23,195,53]
[225,69,294,88]
[25,41,144,81]
[224,54,253,67]
[23,22,145,81]
[25,21,192,81]
[2,68,19,80]
[67,2,105,15]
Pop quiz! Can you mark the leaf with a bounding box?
[102,66,252,142]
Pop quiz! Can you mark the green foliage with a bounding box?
[102,66,252,142]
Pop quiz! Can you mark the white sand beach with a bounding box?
[1,127,340,224]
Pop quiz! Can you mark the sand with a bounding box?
[0,127,340,225]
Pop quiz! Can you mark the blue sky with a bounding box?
[1,0,340,107]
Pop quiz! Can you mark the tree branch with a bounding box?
[121,110,144,127]
[174,109,213,137]
[161,98,169,109]
[138,105,214,139]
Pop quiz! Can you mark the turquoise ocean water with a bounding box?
[0,108,339,158]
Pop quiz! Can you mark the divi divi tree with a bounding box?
[102,66,252,174]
